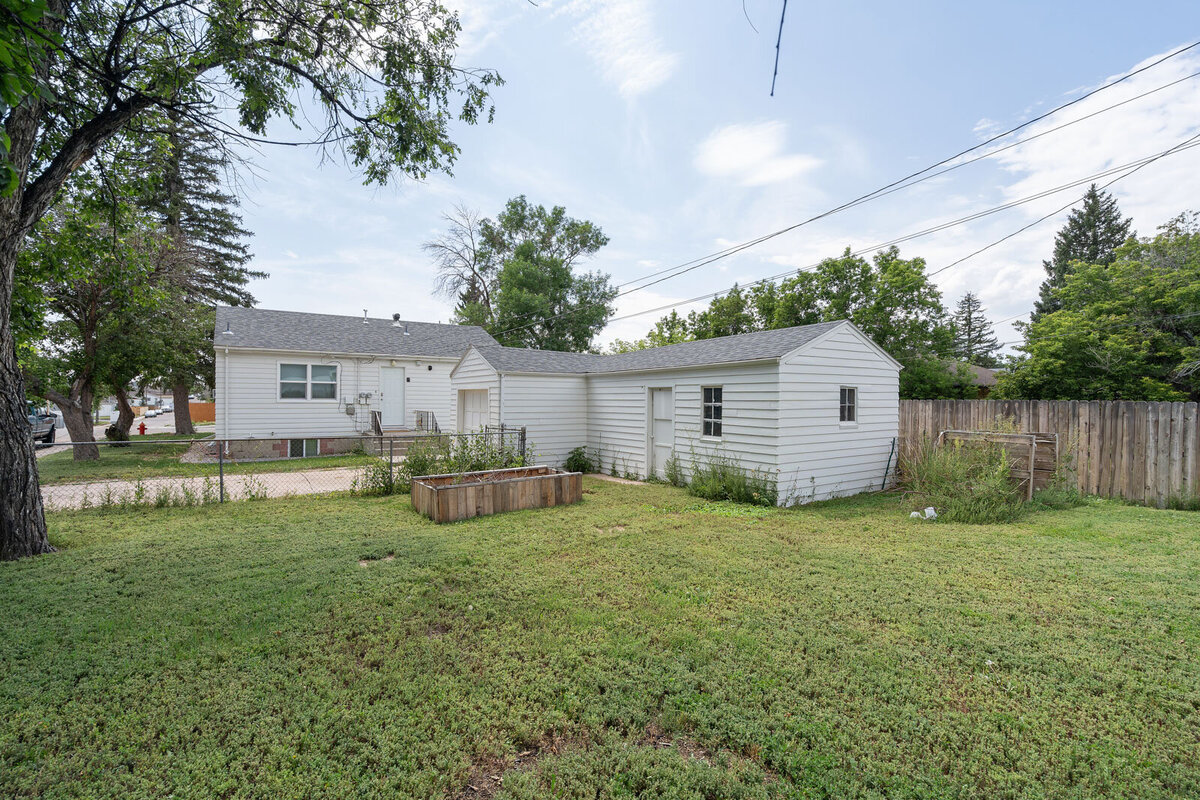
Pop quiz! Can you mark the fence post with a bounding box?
[389,438,394,485]
[519,426,527,460]
[217,441,225,503]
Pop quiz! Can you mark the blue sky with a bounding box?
[237,1,1200,351]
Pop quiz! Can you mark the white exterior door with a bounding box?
[459,389,488,431]
[380,367,406,428]
[649,388,674,477]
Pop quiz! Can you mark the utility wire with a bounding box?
[770,0,789,96]
[492,55,1200,337]
[603,40,1200,298]
[500,135,1200,335]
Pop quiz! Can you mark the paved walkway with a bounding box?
[41,466,362,511]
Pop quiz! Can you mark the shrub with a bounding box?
[899,437,1023,524]
[1030,486,1086,511]
[686,449,777,507]
[663,450,687,488]
[1165,493,1200,511]
[563,445,597,474]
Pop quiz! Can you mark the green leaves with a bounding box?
[1000,212,1200,400]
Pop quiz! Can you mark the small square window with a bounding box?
[839,387,857,423]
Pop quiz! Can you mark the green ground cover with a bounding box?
[2,482,1197,798]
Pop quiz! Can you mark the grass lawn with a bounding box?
[36,433,374,485]
[2,482,1198,798]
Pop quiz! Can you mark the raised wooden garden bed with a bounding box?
[411,465,583,523]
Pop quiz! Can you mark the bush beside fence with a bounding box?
[900,400,1200,507]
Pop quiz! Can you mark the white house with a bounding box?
[450,320,901,505]
[214,308,900,503]
[213,307,498,453]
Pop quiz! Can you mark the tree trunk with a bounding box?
[114,386,135,437]
[0,233,53,559]
[61,400,98,461]
[172,383,194,435]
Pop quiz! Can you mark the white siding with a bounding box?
[585,363,780,482]
[449,349,500,430]
[499,374,588,467]
[215,348,459,438]
[777,325,900,504]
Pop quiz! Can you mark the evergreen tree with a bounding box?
[1033,184,1132,320]
[142,112,259,434]
[952,292,1002,367]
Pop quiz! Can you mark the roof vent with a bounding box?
[221,322,233,335]
[403,323,410,336]
[392,313,402,327]
[362,309,369,324]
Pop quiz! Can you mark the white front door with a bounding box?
[649,388,674,478]
[459,389,488,431]
[380,367,406,428]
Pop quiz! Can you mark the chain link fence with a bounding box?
[37,427,528,511]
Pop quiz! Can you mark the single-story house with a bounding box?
[214,307,901,504]
[213,307,498,455]
[451,319,901,505]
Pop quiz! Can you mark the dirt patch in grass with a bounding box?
[454,734,588,799]
[357,553,395,567]
[637,722,713,764]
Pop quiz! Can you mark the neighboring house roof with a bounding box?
[214,306,499,358]
[466,320,870,375]
[968,365,999,387]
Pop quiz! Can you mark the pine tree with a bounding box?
[143,111,260,434]
[952,292,1001,368]
[1033,184,1131,320]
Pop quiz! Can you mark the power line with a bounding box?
[492,49,1200,334]
[502,134,1200,335]
[606,41,1200,298]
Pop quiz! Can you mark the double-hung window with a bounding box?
[279,363,338,400]
[702,386,723,437]
[839,386,857,423]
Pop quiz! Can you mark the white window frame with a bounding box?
[701,385,723,439]
[277,362,339,402]
[288,438,320,458]
[839,386,857,425]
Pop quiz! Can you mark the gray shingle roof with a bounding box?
[471,320,850,374]
[214,306,498,358]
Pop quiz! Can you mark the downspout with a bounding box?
[498,373,504,427]
[222,348,229,452]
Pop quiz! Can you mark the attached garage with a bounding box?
[449,320,902,504]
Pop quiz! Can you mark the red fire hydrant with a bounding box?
[138,422,147,436]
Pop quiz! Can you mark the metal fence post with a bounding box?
[389,438,394,485]
[519,426,527,460]
[218,441,225,503]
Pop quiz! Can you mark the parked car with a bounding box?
[146,408,160,418]
[27,407,55,445]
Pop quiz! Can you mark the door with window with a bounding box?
[649,388,674,478]
[379,367,406,428]
[459,389,488,431]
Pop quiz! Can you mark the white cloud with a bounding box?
[558,0,679,98]
[694,121,822,186]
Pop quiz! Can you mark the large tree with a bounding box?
[1033,184,1132,320]
[489,242,617,351]
[951,291,1002,368]
[427,196,614,349]
[1,0,499,559]
[998,212,1200,401]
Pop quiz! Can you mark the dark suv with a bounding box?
[27,407,56,445]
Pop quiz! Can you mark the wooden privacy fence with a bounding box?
[900,400,1200,507]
